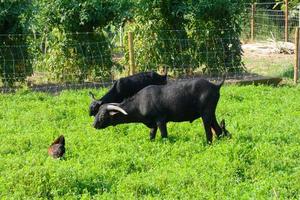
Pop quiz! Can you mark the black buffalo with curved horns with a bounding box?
[93,78,229,143]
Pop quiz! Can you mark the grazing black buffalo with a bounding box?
[93,78,229,143]
[89,71,167,116]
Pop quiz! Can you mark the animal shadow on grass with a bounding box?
[70,176,113,196]
[237,134,257,144]
[156,134,199,144]
[228,94,244,102]
[163,135,186,144]
[156,128,231,145]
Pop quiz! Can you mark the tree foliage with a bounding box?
[186,0,245,73]
[1,0,247,86]
[0,1,32,86]
[30,0,120,33]
[28,0,124,82]
[125,0,246,74]
[124,0,189,73]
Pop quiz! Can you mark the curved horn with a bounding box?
[107,105,128,115]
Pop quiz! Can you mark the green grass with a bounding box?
[1,85,300,199]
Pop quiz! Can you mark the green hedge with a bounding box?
[0,1,33,87]
[125,0,246,74]
[1,0,248,86]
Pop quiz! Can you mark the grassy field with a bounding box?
[0,85,300,199]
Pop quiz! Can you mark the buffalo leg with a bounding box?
[157,121,168,138]
[149,127,158,140]
[211,114,222,138]
[202,115,213,144]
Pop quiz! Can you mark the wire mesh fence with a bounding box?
[240,2,299,84]
[131,29,243,75]
[241,2,299,42]
[0,31,123,93]
[1,3,300,94]
[0,31,244,92]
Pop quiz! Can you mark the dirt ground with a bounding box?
[242,42,295,78]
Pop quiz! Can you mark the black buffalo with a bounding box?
[89,71,167,116]
[93,78,229,143]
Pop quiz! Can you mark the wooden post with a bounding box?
[128,32,136,75]
[251,3,256,42]
[295,27,299,84]
[119,26,123,47]
[285,0,289,42]
[299,7,300,27]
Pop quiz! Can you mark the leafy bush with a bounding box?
[0,0,123,85]
[186,0,245,73]
[123,0,190,74]
[125,0,246,74]
[28,29,113,83]
[0,0,249,85]
[27,0,123,82]
[30,0,119,33]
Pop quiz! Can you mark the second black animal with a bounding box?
[89,71,167,116]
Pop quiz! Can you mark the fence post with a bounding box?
[295,27,299,84]
[285,0,289,42]
[128,32,136,76]
[119,26,123,47]
[299,7,300,27]
[251,3,256,42]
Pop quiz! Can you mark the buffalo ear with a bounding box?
[163,66,168,76]
[89,91,96,100]
[220,119,231,137]
[220,119,225,129]
[96,100,102,105]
